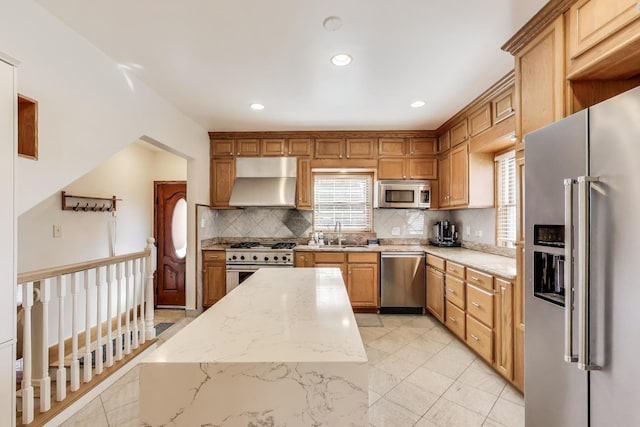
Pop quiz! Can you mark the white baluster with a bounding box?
[70,272,80,392]
[105,264,114,368]
[37,279,52,412]
[56,275,67,402]
[124,260,132,354]
[132,259,140,349]
[95,267,104,375]
[139,258,146,344]
[21,282,34,425]
[116,262,124,360]
[83,270,92,383]
[145,237,156,339]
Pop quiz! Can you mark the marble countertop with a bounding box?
[144,267,367,364]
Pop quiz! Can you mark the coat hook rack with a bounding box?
[61,191,121,212]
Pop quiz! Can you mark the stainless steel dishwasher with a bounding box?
[380,252,425,314]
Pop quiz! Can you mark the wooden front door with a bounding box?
[154,181,187,307]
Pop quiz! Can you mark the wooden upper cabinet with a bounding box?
[409,137,436,155]
[288,138,312,156]
[210,158,235,208]
[315,138,344,159]
[450,144,469,206]
[210,139,234,157]
[438,154,451,207]
[261,138,287,156]
[409,158,437,180]
[468,103,492,137]
[378,138,405,157]
[493,87,515,124]
[236,138,260,156]
[450,118,469,147]
[296,157,312,210]
[515,16,565,149]
[345,138,375,159]
[377,158,406,180]
[438,132,451,153]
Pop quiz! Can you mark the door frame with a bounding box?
[153,180,187,307]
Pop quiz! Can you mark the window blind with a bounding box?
[313,174,373,232]
[496,151,516,248]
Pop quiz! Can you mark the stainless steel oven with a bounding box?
[225,242,295,294]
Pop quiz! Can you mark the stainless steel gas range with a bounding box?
[225,242,296,293]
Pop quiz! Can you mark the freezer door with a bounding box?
[588,86,640,427]
[524,110,588,427]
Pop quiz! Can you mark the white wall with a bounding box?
[18,142,187,273]
[1,0,210,310]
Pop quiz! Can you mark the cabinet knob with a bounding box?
[229,152,233,155]
[339,155,343,159]
[410,151,414,154]
[470,334,480,341]
[299,197,302,201]
[403,175,407,179]
[288,151,292,155]
[346,155,350,159]
[237,152,240,155]
[471,301,480,308]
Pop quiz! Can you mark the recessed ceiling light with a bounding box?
[411,101,426,108]
[323,16,343,31]
[331,53,352,66]
[250,103,264,110]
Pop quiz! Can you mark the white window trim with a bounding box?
[495,150,516,248]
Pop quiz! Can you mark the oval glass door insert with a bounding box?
[171,198,187,258]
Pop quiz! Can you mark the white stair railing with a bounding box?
[16,238,156,424]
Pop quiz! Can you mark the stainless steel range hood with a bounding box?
[228,157,297,208]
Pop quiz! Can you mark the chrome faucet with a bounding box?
[334,221,344,246]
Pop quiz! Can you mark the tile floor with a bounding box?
[62,311,524,427]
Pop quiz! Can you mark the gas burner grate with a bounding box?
[271,242,296,250]
[229,242,261,249]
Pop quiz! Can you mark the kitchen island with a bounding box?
[139,267,368,426]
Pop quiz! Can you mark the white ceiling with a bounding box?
[36,0,547,132]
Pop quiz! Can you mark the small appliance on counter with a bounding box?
[429,220,461,247]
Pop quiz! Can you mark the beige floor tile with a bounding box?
[364,344,392,365]
[379,314,414,328]
[369,390,383,407]
[368,365,403,395]
[99,366,140,414]
[458,363,506,396]
[104,400,138,426]
[60,397,109,427]
[369,397,422,427]
[443,381,499,416]
[487,398,525,427]
[483,419,508,427]
[385,380,439,417]
[423,397,486,427]
[392,326,427,340]
[406,315,438,330]
[392,342,437,366]
[422,325,454,345]
[367,330,412,354]
[408,335,447,355]
[153,308,186,324]
[376,353,422,380]
[359,326,391,343]
[405,366,455,396]
[414,417,440,427]
[421,348,475,380]
[500,384,524,406]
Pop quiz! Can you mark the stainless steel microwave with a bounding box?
[378,180,431,208]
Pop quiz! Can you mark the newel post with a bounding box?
[144,237,156,339]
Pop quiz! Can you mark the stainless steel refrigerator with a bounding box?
[525,85,640,427]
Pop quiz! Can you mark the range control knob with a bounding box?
[274,256,279,261]
[253,255,258,261]
[240,255,245,260]
[264,256,269,262]
[232,255,237,260]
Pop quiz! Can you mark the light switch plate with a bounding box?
[53,224,62,238]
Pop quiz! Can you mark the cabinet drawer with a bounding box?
[466,284,494,327]
[313,252,346,263]
[446,261,465,279]
[445,301,466,340]
[466,314,493,364]
[426,254,445,271]
[466,268,493,291]
[347,252,378,263]
[445,275,465,309]
[203,250,225,262]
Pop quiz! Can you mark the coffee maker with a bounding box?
[430,220,461,247]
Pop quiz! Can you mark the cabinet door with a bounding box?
[450,144,468,206]
[494,278,514,380]
[203,260,226,307]
[378,158,406,180]
[210,158,235,208]
[409,158,437,180]
[514,243,525,391]
[347,263,379,308]
[493,87,515,124]
[426,266,444,322]
[315,138,344,159]
[515,16,565,150]
[210,139,234,157]
[296,158,312,210]
[468,103,492,137]
[345,138,375,159]
[235,139,261,156]
[288,138,312,156]
[438,153,451,207]
[378,138,405,157]
[409,137,436,155]
[261,138,287,156]
[450,118,469,146]
[294,252,314,267]
[438,132,451,153]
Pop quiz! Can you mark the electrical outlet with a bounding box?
[465,226,471,236]
[53,224,62,238]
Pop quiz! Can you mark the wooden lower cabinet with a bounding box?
[445,301,466,340]
[494,277,515,381]
[466,314,493,364]
[202,250,226,308]
[294,252,314,267]
[426,264,444,322]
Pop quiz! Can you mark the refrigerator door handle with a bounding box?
[564,178,578,363]
[577,175,601,371]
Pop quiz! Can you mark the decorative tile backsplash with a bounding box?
[374,209,449,239]
[201,208,313,239]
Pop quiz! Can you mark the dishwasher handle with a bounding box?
[381,252,426,258]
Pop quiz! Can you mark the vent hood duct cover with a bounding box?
[228,157,297,208]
